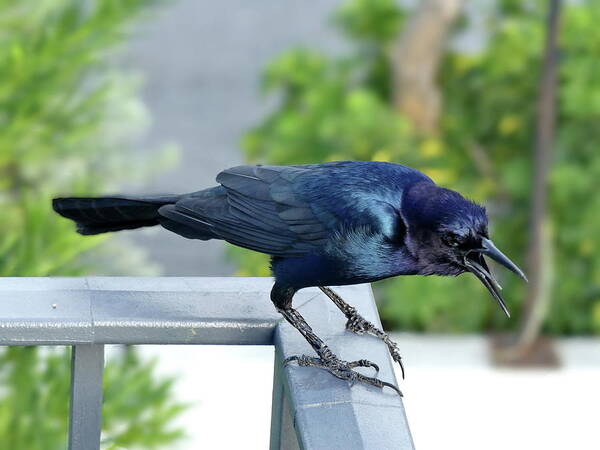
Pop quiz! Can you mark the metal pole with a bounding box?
[68,344,104,450]
[270,345,285,449]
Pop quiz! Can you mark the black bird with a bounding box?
[53,161,526,394]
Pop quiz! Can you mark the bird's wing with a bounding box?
[161,165,334,256]
[158,162,430,257]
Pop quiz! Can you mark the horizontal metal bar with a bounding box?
[68,344,104,450]
[0,277,305,345]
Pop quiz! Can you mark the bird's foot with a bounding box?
[345,308,405,378]
[283,349,401,396]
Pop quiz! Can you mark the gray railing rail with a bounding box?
[0,277,414,450]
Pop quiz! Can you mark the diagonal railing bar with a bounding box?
[0,277,414,450]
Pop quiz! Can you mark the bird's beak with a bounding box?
[464,237,527,318]
[479,237,528,282]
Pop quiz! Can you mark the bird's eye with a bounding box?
[442,232,463,248]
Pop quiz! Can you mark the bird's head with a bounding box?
[401,182,527,317]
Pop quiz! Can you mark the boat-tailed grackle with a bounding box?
[53,161,526,395]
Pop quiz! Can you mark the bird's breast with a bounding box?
[271,228,417,288]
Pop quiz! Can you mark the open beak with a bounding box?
[479,238,528,282]
[464,237,527,318]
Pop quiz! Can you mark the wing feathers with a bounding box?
[161,166,330,256]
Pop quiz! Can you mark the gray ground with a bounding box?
[122,0,344,276]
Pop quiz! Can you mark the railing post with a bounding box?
[68,344,104,450]
[279,391,301,450]
[270,343,301,450]
[270,347,285,449]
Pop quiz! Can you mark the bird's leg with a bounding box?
[277,307,401,395]
[271,283,400,395]
[319,286,405,378]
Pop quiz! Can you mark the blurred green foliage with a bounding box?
[0,1,185,448]
[0,347,186,450]
[233,0,600,335]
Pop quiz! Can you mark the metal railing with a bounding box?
[0,277,414,450]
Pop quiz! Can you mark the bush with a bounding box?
[0,1,185,448]
[232,0,600,335]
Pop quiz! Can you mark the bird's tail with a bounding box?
[52,195,181,235]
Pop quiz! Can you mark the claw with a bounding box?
[380,380,403,396]
[354,372,403,396]
[283,355,308,367]
[283,355,296,367]
[384,339,405,379]
[282,352,400,396]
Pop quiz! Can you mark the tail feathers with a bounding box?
[52,195,180,235]
[157,204,216,240]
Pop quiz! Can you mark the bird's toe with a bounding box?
[345,316,373,335]
[282,352,400,395]
[347,358,379,374]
